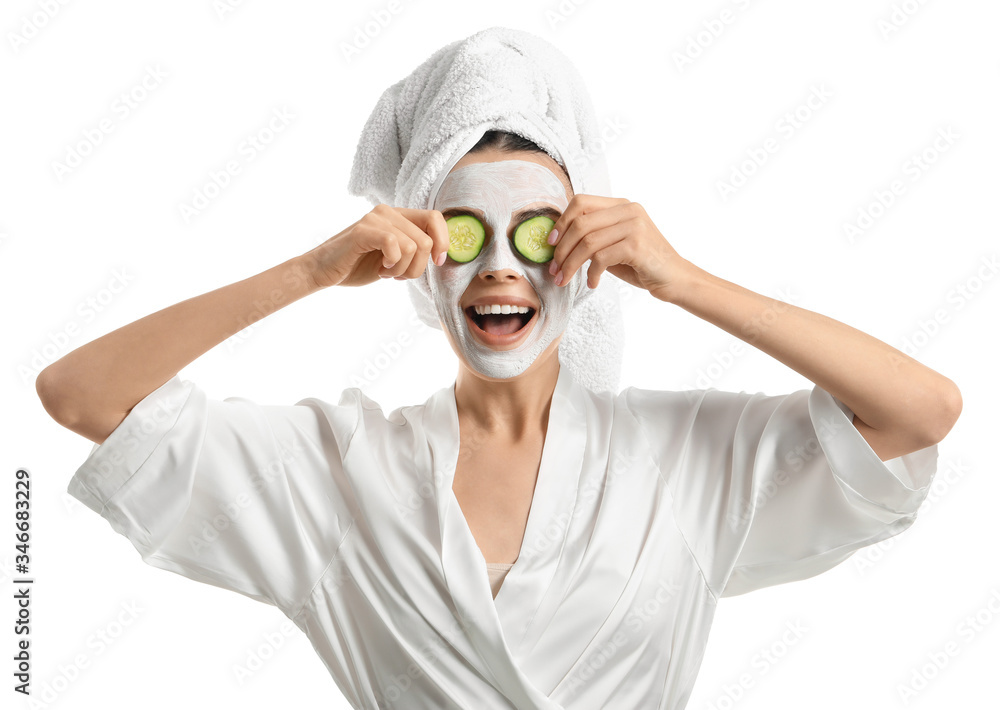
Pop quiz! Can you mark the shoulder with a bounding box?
[613,384,710,418]
[292,385,436,440]
[608,385,778,443]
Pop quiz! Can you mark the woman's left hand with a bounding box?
[546,194,688,301]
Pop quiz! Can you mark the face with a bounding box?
[425,150,590,380]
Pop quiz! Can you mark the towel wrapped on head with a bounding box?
[348,26,625,393]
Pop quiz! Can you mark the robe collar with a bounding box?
[423,353,588,705]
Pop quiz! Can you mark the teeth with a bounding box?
[473,304,532,315]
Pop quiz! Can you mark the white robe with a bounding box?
[67,361,938,709]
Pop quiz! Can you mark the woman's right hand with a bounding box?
[302,205,450,289]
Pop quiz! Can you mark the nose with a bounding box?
[478,267,521,281]
[476,229,526,280]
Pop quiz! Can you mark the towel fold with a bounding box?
[348,26,624,394]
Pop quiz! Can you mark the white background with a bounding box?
[2,0,997,708]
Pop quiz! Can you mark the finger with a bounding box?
[586,239,633,289]
[397,207,449,266]
[385,209,434,279]
[551,201,635,278]
[382,232,418,277]
[361,233,414,279]
[357,223,402,270]
[556,221,631,287]
[364,207,403,271]
[549,194,629,247]
[550,199,633,272]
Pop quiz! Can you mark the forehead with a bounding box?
[434,160,569,210]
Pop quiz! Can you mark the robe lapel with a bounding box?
[426,358,587,703]
[492,361,587,656]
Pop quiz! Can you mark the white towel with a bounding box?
[347,26,624,394]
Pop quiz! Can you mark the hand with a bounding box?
[547,194,688,301]
[301,204,449,288]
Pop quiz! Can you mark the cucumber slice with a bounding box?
[513,215,556,263]
[446,215,486,263]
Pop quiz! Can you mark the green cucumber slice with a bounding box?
[513,215,556,263]
[445,215,486,263]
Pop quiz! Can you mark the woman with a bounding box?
[38,29,961,710]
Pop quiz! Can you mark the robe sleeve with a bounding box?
[67,375,358,615]
[623,384,939,599]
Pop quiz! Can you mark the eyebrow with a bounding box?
[440,205,562,227]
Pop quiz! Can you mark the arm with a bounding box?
[543,195,962,462]
[659,261,962,461]
[35,204,450,446]
[35,255,321,445]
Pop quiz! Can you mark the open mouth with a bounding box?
[464,306,538,340]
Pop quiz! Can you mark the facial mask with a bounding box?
[426,159,591,379]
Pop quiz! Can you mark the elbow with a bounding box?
[36,365,74,426]
[36,367,120,445]
[861,379,962,459]
[37,363,90,429]
[919,378,963,447]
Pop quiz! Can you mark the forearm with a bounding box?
[662,261,962,450]
[37,254,320,442]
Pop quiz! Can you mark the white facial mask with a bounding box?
[426,159,591,379]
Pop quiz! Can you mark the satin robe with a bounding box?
[68,359,938,709]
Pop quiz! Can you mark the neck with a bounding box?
[454,350,560,440]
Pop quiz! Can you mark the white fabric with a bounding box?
[68,359,938,709]
[347,26,625,394]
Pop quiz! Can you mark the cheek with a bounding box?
[532,272,573,312]
[429,265,474,308]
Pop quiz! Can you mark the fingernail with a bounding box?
[394,276,406,280]
[547,228,559,245]
[549,261,558,275]
[435,252,447,266]
[554,270,564,286]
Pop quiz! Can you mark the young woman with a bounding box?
[37,31,961,710]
